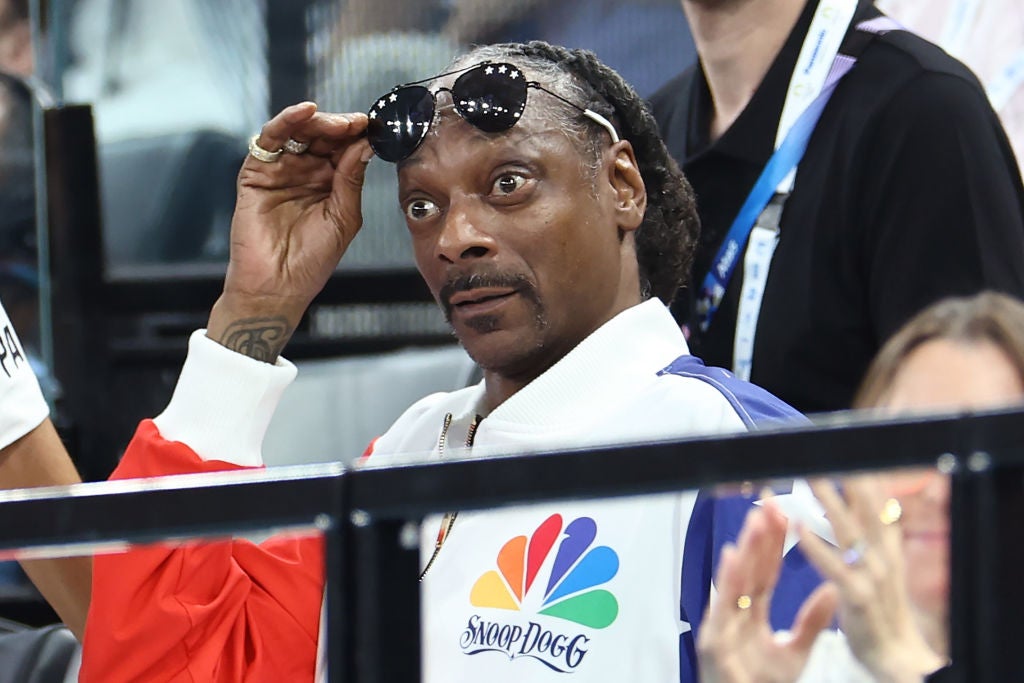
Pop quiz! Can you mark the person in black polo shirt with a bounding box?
[650,0,1024,414]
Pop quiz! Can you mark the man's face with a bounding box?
[396,101,642,382]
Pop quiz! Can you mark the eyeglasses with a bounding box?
[366,61,620,163]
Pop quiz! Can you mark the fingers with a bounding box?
[798,512,895,615]
[799,481,878,611]
[709,505,787,629]
[239,106,374,203]
[326,137,375,242]
[698,545,749,683]
[801,480,873,589]
[743,503,788,623]
[787,582,839,653]
[846,475,904,560]
[806,477,904,580]
[298,112,370,159]
[808,479,861,549]
[801,478,934,678]
[253,104,370,164]
[796,525,849,587]
[759,501,790,570]
[842,476,890,547]
[255,102,318,154]
[704,544,743,633]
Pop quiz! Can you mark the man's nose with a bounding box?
[435,197,496,263]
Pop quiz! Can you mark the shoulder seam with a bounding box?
[870,31,984,90]
[665,369,757,428]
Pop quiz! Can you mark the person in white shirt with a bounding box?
[0,297,90,639]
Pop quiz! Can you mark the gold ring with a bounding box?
[248,134,283,162]
[283,138,310,154]
[736,594,752,610]
[879,498,902,526]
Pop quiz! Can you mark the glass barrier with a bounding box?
[0,531,327,681]
[0,461,343,661]
[51,0,267,273]
[336,406,1024,682]
[0,409,1021,680]
[399,468,949,681]
[28,0,698,275]
[0,471,957,683]
[0,2,52,408]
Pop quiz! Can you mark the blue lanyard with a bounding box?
[694,75,841,333]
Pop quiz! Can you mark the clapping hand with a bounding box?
[798,477,945,683]
[697,500,839,683]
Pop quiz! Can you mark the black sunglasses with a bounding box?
[366,61,620,163]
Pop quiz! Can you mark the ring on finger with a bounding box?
[842,538,868,566]
[283,137,310,154]
[248,134,283,162]
[879,497,902,526]
[736,594,753,610]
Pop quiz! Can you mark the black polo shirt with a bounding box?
[650,0,1024,413]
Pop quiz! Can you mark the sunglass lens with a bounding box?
[452,63,528,133]
[366,85,434,162]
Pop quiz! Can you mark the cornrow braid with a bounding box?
[452,40,699,305]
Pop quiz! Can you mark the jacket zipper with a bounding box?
[419,412,480,581]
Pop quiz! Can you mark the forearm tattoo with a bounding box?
[217,317,292,362]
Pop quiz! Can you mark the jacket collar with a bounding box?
[479,299,689,428]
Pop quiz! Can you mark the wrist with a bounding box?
[207,293,305,363]
[870,646,945,683]
[154,330,297,466]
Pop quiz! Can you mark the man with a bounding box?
[0,71,91,640]
[0,297,91,639]
[80,42,831,682]
[651,0,1024,413]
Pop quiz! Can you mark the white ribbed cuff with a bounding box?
[153,330,297,467]
[0,303,48,450]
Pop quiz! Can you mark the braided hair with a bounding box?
[449,41,699,305]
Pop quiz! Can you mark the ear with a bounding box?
[605,140,646,234]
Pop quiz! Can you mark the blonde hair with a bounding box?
[854,292,1024,408]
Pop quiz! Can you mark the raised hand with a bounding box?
[697,501,839,683]
[207,103,374,361]
[798,477,945,683]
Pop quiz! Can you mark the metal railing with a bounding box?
[0,407,1021,682]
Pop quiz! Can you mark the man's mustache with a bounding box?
[439,271,538,318]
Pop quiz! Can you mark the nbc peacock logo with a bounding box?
[470,513,620,627]
[459,514,620,672]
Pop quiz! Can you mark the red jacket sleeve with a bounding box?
[80,420,325,682]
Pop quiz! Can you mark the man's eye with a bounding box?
[405,199,440,220]
[493,174,526,195]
